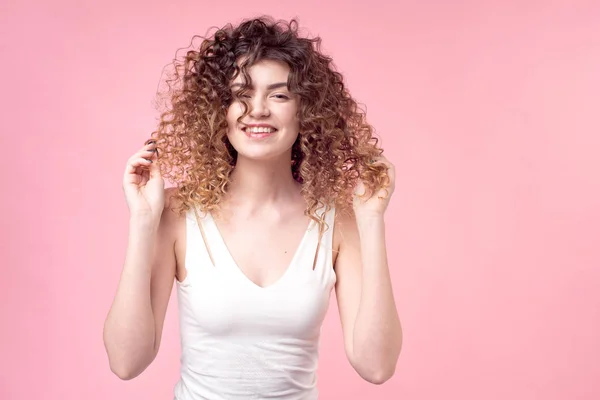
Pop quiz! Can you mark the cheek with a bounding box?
[283,106,300,128]
[226,103,243,125]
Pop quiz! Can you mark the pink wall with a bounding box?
[1,0,599,399]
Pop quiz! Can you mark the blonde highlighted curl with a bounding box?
[152,16,389,227]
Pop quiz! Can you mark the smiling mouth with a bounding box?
[242,126,278,134]
[242,126,278,138]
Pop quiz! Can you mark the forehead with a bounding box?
[231,59,291,86]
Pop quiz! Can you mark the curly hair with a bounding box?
[152,16,389,228]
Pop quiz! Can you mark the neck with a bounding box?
[225,154,301,214]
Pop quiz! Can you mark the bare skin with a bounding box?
[173,193,344,288]
[103,59,401,383]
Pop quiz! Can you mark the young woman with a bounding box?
[103,16,402,400]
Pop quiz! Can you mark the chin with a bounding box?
[233,146,287,162]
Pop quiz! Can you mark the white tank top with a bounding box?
[173,206,337,400]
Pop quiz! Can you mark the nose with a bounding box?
[248,95,270,118]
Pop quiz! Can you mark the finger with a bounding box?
[139,140,158,154]
[370,154,391,164]
[371,156,394,170]
[127,146,158,166]
[141,140,160,157]
[147,153,161,180]
[125,157,153,175]
[368,156,395,187]
[136,147,159,160]
[144,141,158,150]
[132,148,161,178]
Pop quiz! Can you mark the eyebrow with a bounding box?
[230,82,289,90]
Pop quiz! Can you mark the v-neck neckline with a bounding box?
[205,212,314,290]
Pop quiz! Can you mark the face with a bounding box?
[226,59,300,161]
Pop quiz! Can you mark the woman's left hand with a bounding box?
[353,155,396,218]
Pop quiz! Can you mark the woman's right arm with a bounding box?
[103,140,177,380]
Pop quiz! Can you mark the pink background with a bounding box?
[1,0,599,399]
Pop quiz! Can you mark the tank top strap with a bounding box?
[185,203,336,279]
[182,206,216,284]
[322,204,336,240]
[307,204,335,271]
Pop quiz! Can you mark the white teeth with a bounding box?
[245,127,275,133]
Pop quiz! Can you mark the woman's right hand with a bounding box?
[122,139,165,220]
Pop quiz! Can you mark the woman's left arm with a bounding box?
[334,156,402,384]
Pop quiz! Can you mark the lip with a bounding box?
[241,123,277,130]
[241,123,278,139]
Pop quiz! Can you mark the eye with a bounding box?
[273,94,290,100]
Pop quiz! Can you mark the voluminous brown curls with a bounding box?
[152,16,389,226]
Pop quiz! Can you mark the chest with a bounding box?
[210,215,313,289]
[176,207,338,339]
[181,269,334,338]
